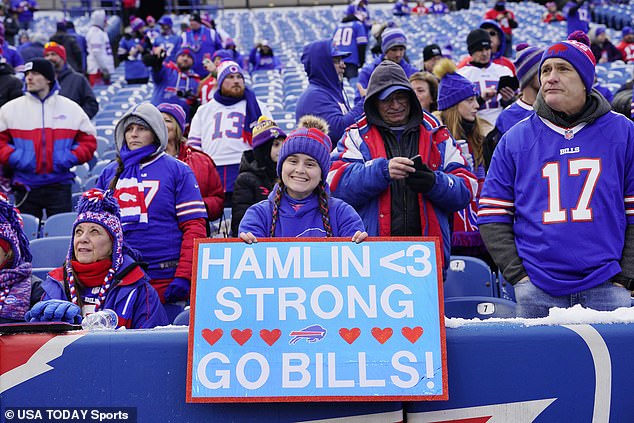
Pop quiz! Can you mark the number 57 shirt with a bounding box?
[477,110,634,295]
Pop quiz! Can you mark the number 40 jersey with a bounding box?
[477,111,634,295]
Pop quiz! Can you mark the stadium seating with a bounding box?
[164,302,188,324]
[444,256,496,298]
[444,296,517,319]
[41,212,78,238]
[30,236,71,268]
[173,308,191,326]
[21,214,40,241]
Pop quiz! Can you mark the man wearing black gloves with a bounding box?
[329,60,476,275]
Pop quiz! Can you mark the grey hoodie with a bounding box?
[114,102,168,155]
[364,59,423,131]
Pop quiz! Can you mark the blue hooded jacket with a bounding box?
[480,20,507,62]
[296,39,364,145]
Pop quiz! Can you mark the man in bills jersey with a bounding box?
[478,33,634,318]
[187,61,270,206]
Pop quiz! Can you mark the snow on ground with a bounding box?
[445,304,634,328]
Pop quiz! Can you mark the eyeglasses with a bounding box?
[44,41,60,49]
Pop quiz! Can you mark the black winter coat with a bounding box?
[0,63,23,109]
[231,150,278,237]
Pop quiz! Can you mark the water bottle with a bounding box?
[81,309,119,330]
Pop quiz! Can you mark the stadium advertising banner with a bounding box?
[187,238,448,402]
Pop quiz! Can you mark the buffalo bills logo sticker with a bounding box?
[289,324,326,345]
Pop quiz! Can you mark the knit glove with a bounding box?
[24,300,82,324]
[406,163,436,193]
[164,277,190,303]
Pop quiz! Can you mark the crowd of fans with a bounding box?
[0,0,633,326]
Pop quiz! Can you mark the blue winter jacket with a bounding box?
[355,56,418,104]
[239,184,365,238]
[296,39,364,145]
[39,255,168,329]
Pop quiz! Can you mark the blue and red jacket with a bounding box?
[0,84,96,189]
[328,112,476,269]
[40,256,168,329]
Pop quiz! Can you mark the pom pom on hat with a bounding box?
[277,116,332,183]
[434,58,478,111]
[252,116,286,149]
[514,43,544,89]
[540,31,596,94]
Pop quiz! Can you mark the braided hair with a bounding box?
[269,181,333,237]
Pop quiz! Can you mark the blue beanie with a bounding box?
[540,31,596,94]
[381,27,407,53]
[158,103,186,134]
[514,43,545,89]
[277,128,332,183]
[433,58,478,111]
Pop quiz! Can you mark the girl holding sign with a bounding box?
[238,116,367,243]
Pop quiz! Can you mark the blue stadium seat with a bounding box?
[42,212,78,237]
[91,160,112,177]
[30,236,71,268]
[21,213,40,240]
[444,256,495,298]
[173,308,191,326]
[163,302,187,324]
[444,296,517,319]
[82,175,101,191]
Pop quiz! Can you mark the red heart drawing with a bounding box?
[371,327,393,344]
[231,329,253,346]
[402,326,424,344]
[260,329,281,346]
[339,327,361,344]
[201,328,223,346]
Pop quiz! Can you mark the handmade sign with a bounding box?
[187,238,447,402]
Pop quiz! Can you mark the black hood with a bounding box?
[0,62,16,76]
[364,60,422,130]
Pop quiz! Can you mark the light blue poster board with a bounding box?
[187,238,447,402]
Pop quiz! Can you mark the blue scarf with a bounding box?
[114,144,157,226]
[213,87,262,144]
